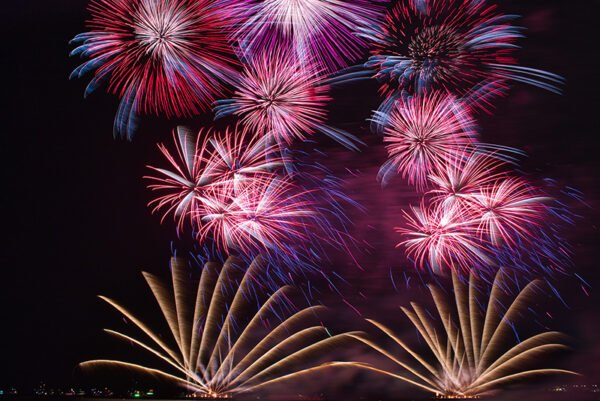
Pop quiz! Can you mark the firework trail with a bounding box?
[81,256,357,397]
[373,92,476,189]
[236,0,387,73]
[70,0,242,138]
[215,46,363,151]
[322,269,577,398]
[358,0,563,108]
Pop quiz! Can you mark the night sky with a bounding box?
[2,0,600,398]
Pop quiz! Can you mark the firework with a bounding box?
[374,92,476,189]
[196,176,318,256]
[70,0,240,137]
[145,126,281,233]
[360,0,563,106]
[397,201,490,274]
[470,177,550,247]
[81,256,355,397]
[236,0,386,73]
[328,270,577,398]
[146,128,356,264]
[428,150,508,209]
[215,47,362,151]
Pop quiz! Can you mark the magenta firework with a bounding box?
[362,0,563,105]
[70,0,241,137]
[374,92,476,189]
[236,0,387,73]
[215,46,362,151]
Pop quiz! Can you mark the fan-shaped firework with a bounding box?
[360,0,563,106]
[70,0,241,137]
[329,269,577,398]
[374,92,476,189]
[470,177,550,247]
[146,126,282,233]
[81,256,356,397]
[215,47,362,151]
[397,201,491,274]
[236,0,386,73]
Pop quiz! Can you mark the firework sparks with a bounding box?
[428,150,508,209]
[329,270,578,398]
[215,46,362,151]
[374,92,476,189]
[359,0,563,107]
[145,126,281,234]
[81,256,356,397]
[146,128,357,263]
[236,0,386,73]
[196,176,318,256]
[470,177,550,247]
[397,201,490,274]
[70,0,241,137]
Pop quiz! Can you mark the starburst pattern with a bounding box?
[70,0,241,137]
[397,201,490,274]
[374,92,476,189]
[215,46,362,151]
[470,177,550,247]
[237,0,386,73]
[361,0,563,104]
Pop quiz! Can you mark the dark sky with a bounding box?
[2,0,600,397]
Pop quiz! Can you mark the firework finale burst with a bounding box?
[321,269,578,398]
[56,0,593,398]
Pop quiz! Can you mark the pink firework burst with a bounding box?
[145,127,212,233]
[145,125,280,233]
[197,176,317,255]
[428,150,508,208]
[70,0,241,137]
[470,177,550,247]
[237,0,386,73]
[396,201,491,274]
[362,0,563,106]
[376,92,476,189]
[215,46,361,150]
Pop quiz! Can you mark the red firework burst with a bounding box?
[70,0,241,135]
[378,92,476,189]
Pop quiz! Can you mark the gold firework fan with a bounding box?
[81,255,355,397]
[326,269,578,398]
